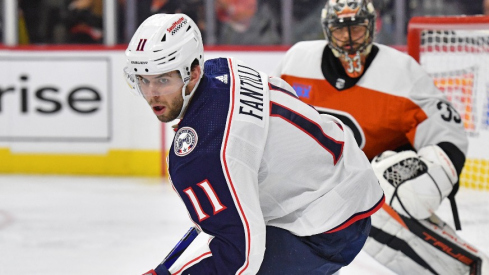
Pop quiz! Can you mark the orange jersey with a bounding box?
[273,41,468,161]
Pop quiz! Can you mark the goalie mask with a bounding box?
[322,0,376,78]
[124,13,204,119]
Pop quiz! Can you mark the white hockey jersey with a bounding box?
[273,40,468,162]
[167,57,384,274]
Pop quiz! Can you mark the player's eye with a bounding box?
[137,76,150,85]
[158,78,169,85]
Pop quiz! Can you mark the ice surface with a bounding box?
[0,175,487,275]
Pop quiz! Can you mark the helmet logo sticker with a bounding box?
[174,127,198,156]
[136,39,147,51]
[332,0,361,17]
[167,17,188,35]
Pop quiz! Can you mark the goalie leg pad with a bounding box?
[364,207,481,275]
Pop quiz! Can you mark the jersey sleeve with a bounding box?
[408,73,468,174]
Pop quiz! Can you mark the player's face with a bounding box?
[136,71,185,122]
[330,23,368,52]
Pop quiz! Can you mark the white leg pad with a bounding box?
[364,207,477,275]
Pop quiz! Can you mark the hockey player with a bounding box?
[124,13,384,275]
[273,0,489,274]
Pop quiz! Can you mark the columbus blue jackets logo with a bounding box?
[174,127,198,156]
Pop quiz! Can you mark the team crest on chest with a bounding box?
[174,127,198,156]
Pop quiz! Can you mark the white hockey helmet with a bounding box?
[321,0,376,56]
[124,13,204,119]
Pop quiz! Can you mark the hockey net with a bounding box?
[408,16,489,191]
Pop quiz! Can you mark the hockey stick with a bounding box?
[161,227,200,269]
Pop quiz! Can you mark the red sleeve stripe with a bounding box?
[325,195,385,233]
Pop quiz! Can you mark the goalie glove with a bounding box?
[371,145,458,219]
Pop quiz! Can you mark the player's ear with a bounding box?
[185,63,202,95]
[189,65,201,86]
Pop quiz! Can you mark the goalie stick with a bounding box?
[371,204,482,275]
[161,227,200,269]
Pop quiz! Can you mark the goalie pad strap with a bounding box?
[369,226,438,274]
[448,194,461,230]
[437,142,466,230]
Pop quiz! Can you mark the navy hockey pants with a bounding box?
[257,217,371,275]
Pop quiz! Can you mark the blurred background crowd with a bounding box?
[0,0,487,46]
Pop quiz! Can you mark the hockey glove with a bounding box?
[371,145,458,219]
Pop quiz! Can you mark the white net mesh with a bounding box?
[410,22,489,190]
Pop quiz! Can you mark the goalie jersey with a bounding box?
[167,57,384,274]
[273,40,468,174]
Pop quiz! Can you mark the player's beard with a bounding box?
[156,95,183,123]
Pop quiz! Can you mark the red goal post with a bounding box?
[407,15,489,191]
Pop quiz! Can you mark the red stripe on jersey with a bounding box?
[222,58,252,274]
[325,195,385,233]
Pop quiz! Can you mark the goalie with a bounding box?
[273,0,489,274]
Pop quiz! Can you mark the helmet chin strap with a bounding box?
[176,76,202,120]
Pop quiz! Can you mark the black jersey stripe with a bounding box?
[270,101,344,164]
[369,226,439,274]
[268,83,298,97]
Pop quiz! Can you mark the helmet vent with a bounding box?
[154,51,177,62]
[157,56,176,65]
[186,25,192,32]
[161,33,166,42]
